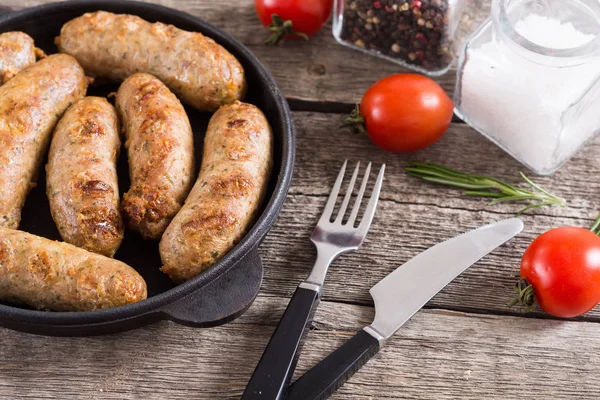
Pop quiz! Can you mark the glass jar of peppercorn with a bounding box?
[333,0,487,75]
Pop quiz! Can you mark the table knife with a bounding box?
[286,217,524,400]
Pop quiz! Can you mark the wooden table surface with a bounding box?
[2,0,600,399]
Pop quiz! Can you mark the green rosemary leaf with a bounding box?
[591,214,600,234]
[463,191,504,198]
[485,177,524,196]
[407,168,488,186]
[515,202,557,216]
[408,162,468,179]
[418,176,493,190]
[519,171,562,201]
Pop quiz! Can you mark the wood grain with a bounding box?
[257,111,600,320]
[0,0,490,106]
[1,1,600,399]
[1,295,600,400]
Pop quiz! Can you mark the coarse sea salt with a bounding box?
[456,13,600,174]
[515,14,594,49]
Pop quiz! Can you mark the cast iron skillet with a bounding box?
[0,0,294,336]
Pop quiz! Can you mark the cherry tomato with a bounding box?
[520,227,600,318]
[357,74,454,153]
[255,0,333,42]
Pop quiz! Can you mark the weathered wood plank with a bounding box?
[0,0,474,105]
[259,194,600,320]
[1,295,599,399]
[255,110,600,319]
[288,112,600,218]
[0,2,598,399]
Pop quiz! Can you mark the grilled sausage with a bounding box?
[0,31,42,84]
[0,228,147,311]
[116,73,195,240]
[160,101,273,283]
[0,54,87,229]
[57,11,246,112]
[46,97,124,257]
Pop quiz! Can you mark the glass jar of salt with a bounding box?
[454,0,600,175]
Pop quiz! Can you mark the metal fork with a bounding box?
[242,161,385,400]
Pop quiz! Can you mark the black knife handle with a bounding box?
[287,329,381,400]
[242,285,320,399]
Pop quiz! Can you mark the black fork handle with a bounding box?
[242,283,320,399]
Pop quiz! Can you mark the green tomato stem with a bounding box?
[507,278,536,312]
[343,103,366,134]
[591,214,600,235]
[265,14,309,45]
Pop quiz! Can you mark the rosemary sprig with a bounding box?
[406,162,565,215]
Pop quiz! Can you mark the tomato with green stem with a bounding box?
[346,74,454,153]
[513,216,600,318]
[255,0,334,45]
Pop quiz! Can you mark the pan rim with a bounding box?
[0,0,295,326]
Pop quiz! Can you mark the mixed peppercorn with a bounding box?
[338,0,454,72]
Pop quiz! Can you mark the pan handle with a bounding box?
[159,249,264,327]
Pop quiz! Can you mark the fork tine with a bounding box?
[319,160,347,223]
[358,164,385,232]
[334,162,360,224]
[347,162,371,227]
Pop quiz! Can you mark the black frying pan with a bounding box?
[0,0,295,336]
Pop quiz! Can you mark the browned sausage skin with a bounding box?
[57,11,246,112]
[0,228,147,311]
[0,54,87,229]
[46,97,124,257]
[0,31,39,84]
[116,73,195,240]
[160,101,273,283]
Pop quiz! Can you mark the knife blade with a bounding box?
[286,218,524,400]
[367,217,524,341]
